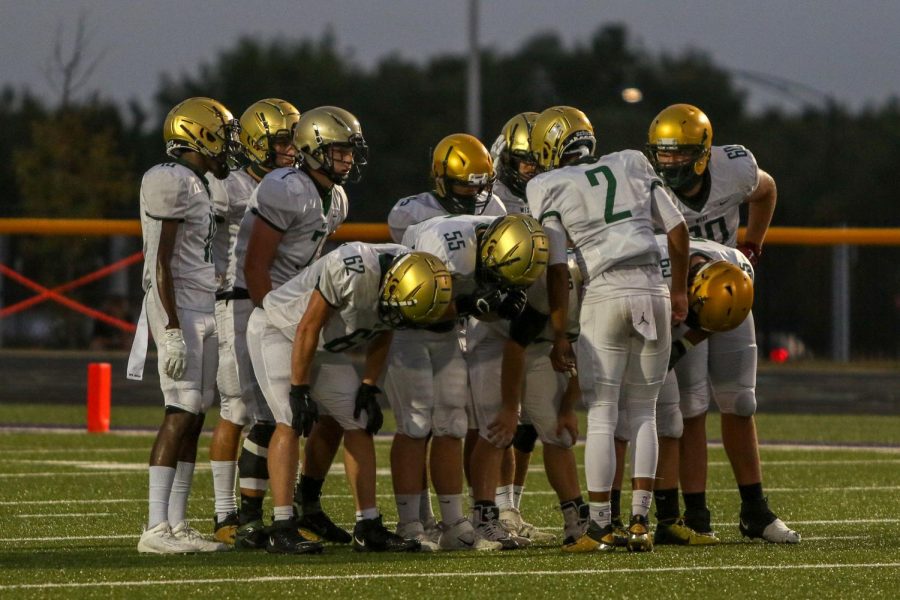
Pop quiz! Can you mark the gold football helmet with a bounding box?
[239,98,301,168]
[432,133,495,214]
[479,214,549,288]
[646,103,713,191]
[380,251,453,328]
[294,106,368,184]
[164,97,240,160]
[687,260,753,332]
[491,112,539,196]
[529,106,595,171]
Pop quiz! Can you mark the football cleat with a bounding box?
[213,512,239,545]
[171,520,229,552]
[610,517,629,547]
[473,505,521,550]
[396,520,440,552]
[654,517,720,546]
[234,519,268,550]
[422,516,442,546]
[438,518,503,551]
[265,520,325,555]
[138,521,196,554]
[353,516,421,553]
[560,500,589,546]
[561,521,618,553]
[739,498,800,543]
[500,508,556,544]
[683,506,716,537]
[294,506,352,544]
[626,515,654,552]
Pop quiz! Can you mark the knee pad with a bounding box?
[433,406,466,439]
[238,434,270,490]
[512,424,538,454]
[247,422,276,447]
[656,402,683,439]
[401,412,433,440]
[717,390,757,417]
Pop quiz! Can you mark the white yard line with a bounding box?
[1,563,898,591]
[16,512,112,518]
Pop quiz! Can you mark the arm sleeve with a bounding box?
[508,304,550,347]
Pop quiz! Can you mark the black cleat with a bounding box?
[265,520,325,555]
[684,506,716,536]
[213,512,240,545]
[352,516,421,553]
[234,519,268,550]
[295,508,352,544]
[739,498,800,543]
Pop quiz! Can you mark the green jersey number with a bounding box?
[689,217,729,243]
[324,328,378,353]
[585,166,632,224]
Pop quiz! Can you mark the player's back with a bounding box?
[388,191,506,243]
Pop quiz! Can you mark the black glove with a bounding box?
[289,384,318,437]
[456,289,503,317]
[353,383,384,435]
[497,289,528,320]
[668,339,689,371]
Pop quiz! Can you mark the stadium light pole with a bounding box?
[466,0,481,138]
[729,69,849,361]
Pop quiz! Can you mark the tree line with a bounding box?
[1,24,898,357]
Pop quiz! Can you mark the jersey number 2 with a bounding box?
[585,166,632,223]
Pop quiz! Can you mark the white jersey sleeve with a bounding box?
[676,145,759,247]
[388,191,507,243]
[492,180,529,215]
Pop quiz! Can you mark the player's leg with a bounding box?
[295,416,349,543]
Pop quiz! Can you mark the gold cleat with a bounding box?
[654,517,720,546]
[626,515,654,552]
[562,522,618,553]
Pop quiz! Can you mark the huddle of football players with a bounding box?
[131,93,798,556]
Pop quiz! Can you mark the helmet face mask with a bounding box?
[239,98,301,169]
[646,103,712,191]
[493,112,539,196]
[432,133,495,214]
[478,214,549,289]
[687,259,754,332]
[530,106,596,172]
[164,97,240,178]
[379,252,453,328]
[294,106,368,185]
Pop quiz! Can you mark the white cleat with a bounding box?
[171,520,229,552]
[396,520,440,552]
[138,522,195,554]
[500,508,555,544]
[759,518,801,544]
[438,518,503,551]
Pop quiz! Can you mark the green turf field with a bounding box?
[2,411,899,598]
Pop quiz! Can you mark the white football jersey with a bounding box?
[387,191,506,242]
[675,145,759,247]
[402,214,496,299]
[262,242,408,352]
[233,167,348,290]
[527,149,685,281]
[492,179,529,215]
[209,169,257,293]
[140,162,217,311]
[655,234,755,283]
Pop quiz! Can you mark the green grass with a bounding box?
[1,415,899,598]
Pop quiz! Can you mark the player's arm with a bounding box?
[556,369,580,442]
[666,222,690,326]
[155,219,181,330]
[741,169,777,263]
[244,217,284,307]
[544,220,574,374]
[489,338,526,448]
[362,331,393,386]
[290,290,333,386]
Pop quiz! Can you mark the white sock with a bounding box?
[273,505,293,523]
[356,507,380,522]
[437,494,465,524]
[167,461,195,525]
[512,485,525,510]
[395,493,421,525]
[210,460,238,521]
[495,485,514,510]
[589,501,611,528]
[148,466,176,529]
[631,490,653,519]
[419,489,435,523]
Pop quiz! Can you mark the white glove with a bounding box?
[162,328,187,380]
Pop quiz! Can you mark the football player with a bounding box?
[207,99,301,545]
[389,213,546,550]
[132,97,240,553]
[489,112,539,214]
[646,104,796,543]
[385,134,506,549]
[526,105,690,553]
[229,106,367,548]
[246,245,453,553]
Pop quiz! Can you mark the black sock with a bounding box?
[610,489,622,520]
[739,482,764,503]
[683,491,707,514]
[297,475,324,513]
[239,495,264,524]
[474,500,499,522]
[654,488,681,521]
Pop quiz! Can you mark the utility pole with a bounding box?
[466,0,481,138]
